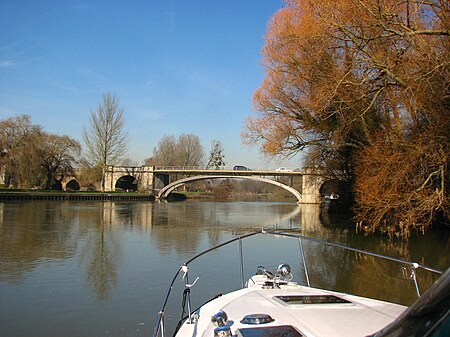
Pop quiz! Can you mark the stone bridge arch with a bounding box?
[104,166,154,192]
[64,178,80,191]
[60,176,80,191]
[115,174,138,191]
[157,175,303,203]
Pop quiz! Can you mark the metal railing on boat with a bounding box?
[152,229,443,337]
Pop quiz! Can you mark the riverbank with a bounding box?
[0,189,294,202]
[0,190,155,201]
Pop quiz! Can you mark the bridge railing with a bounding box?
[154,166,217,171]
[153,166,299,172]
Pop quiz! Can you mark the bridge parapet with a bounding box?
[153,167,304,176]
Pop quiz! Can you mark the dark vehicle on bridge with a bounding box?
[233,165,251,171]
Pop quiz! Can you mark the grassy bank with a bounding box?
[0,189,155,201]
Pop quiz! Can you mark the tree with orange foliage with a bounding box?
[244,0,449,236]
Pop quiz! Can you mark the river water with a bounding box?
[0,200,448,337]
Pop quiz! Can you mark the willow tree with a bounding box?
[0,115,41,187]
[0,115,81,188]
[82,93,128,191]
[244,0,449,235]
[38,133,81,190]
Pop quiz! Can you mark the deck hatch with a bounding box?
[274,295,351,305]
[237,325,304,337]
[240,313,274,325]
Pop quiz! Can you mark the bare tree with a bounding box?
[78,165,103,191]
[151,135,178,167]
[177,134,204,167]
[82,93,128,191]
[151,134,204,167]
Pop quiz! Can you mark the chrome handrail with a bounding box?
[266,230,443,275]
[153,231,259,337]
[298,236,310,287]
[265,230,443,298]
[152,229,443,337]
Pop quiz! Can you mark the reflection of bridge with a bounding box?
[104,166,327,203]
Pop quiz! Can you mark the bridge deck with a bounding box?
[153,168,304,176]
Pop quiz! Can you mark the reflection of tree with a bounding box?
[84,226,118,301]
[298,216,449,306]
[78,201,154,301]
[150,202,202,256]
[3,200,446,310]
[350,238,448,305]
[80,206,120,301]
[150,202,303,257]
[292,237,431,305]
[0,200,124,300]
[301,240,353,291]
[0,200,145,299]
[105,201,154,229]
[350,255,421,305]
[73,201,156,301]
[0,202,77,284]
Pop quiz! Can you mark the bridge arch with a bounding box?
[157,175,302,203]
[65,179,80,191]
[319,179,341,198]
[115,175,138,192]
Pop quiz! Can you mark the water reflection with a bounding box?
[103,201,154,229]
[1,201,448,287]
[79,206,119,301]
[0,200,448,337]
[149,202,303,256]
[0,202,78,284]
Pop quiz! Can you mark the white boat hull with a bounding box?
[177,275,407,337]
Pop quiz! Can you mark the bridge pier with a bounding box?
[301,169,325,204]
[153,173,169,190]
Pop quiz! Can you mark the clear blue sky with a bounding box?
[0,0,300,169]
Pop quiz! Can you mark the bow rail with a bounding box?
[152,229,443,337]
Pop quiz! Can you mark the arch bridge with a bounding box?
[157,175,303,202]
[104,166,327,203]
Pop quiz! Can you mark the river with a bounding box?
[0,200,448,337]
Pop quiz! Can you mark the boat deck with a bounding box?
[177,276,406,337]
